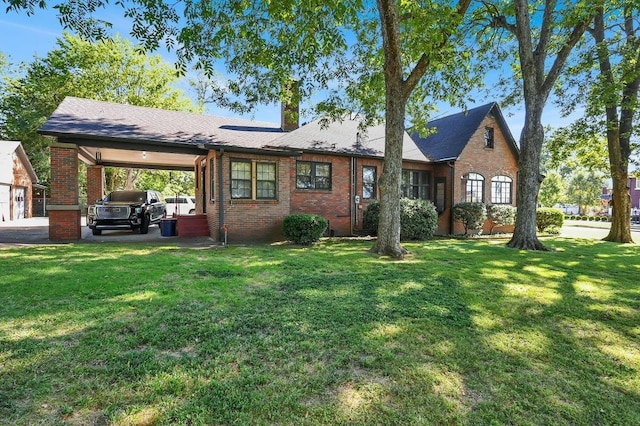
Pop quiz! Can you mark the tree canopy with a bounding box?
[552,0,640,242]
[4,0,487,257]
[480,0,595,250]
[0,33,197,188]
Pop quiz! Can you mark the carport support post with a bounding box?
[86,165,105,205]
[48,142,82,241]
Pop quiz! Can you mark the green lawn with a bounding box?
[1,238,638,425]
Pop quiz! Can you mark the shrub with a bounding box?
[362,201,381,234]
[399,198,438,240]
[453,202,487,234]
[486,205,516,234]
[362,198,438,240]
[536,208,564,232]
[544,225,561,234]
[283,214,328,245]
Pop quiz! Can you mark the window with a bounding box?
[362,166,377,199]
[231,160,252,199]
[256,163,276,199]
[465,173,485,202]
[296,161,332,190]
[231,159,277,200]
[435,177,446,213]
[401,170,430,200]
[484,127,494,149]
[491,175,513,204]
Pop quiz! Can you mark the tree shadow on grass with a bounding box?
[1,238,639,424]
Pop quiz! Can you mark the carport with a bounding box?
[40,97,209,241]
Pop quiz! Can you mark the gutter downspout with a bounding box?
[351,157,357,234]
[218,149,225,241]
[448,161,455,235]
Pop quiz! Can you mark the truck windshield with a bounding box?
[107,191,146,203]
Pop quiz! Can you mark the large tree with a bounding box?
[4,0,480,258]
[485,0,595,250]
[553,1,639,243]
[0,33,196,187]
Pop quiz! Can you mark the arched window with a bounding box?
[465,173,484,202]
[491,175,513,204]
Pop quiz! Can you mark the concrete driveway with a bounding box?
[0,217,216,247]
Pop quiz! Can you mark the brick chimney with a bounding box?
[281,80,300,132]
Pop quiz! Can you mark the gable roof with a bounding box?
[39,97,286,150]
[269,115,428,162]
[0,141,39,183]
[409,102,519,162]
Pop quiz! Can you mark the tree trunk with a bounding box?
[370,96,407,258]
[507,105,550,251]
[592,6,636,244]
[603,132,633,243]
[370,0,407,259]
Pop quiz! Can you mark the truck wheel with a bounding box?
[92,229,102,236]
[140,215,150,234]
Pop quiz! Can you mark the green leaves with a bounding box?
[0,33,197,185]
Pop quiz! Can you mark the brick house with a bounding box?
[602,176,640,218]
[40,97,519,241]
[0,141,41,221]
[629,176,640,212]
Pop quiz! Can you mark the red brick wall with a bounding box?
[48,209,82,241]
[290,153,353,236]
[453,115,519,234]
[86,165,105,205]
[49,144,82,241]
[50,145,79,205]
[204,151,292,243]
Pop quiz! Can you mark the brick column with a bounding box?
[86,165,105,205]
[48,143,81,241]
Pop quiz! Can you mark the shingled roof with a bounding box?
[269,115,428,162]
[39,97,285,150]
[409,102,519,162]
[0,141,39,183]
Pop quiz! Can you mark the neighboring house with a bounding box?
[40,97,519,242]
[630,176,640,210]
[602,176,640,216]
[0,141,40,221]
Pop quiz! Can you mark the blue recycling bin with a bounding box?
[160,218,177,236]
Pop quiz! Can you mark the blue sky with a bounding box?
[0,6,538,138]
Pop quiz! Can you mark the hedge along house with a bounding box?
[0,141,42,222]
[40,96,518,242]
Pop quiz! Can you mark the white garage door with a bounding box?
[15,187,26,220]
[0,184,9,222]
